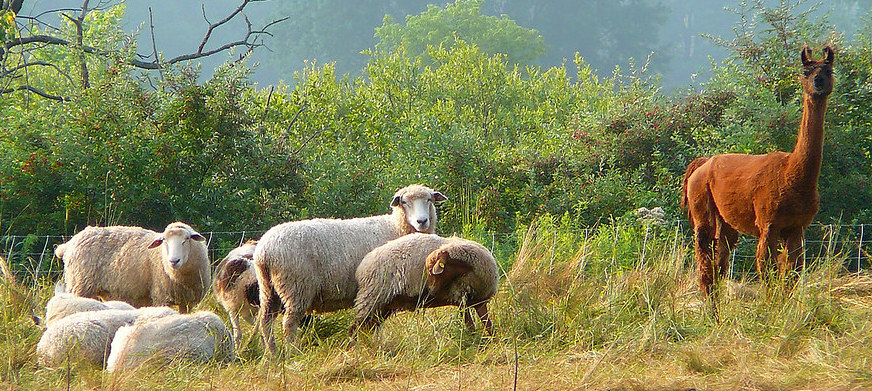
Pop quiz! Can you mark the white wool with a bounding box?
[36,306,177,367]
[58,222,210,313]
[106,311,234,372]
[253,184,445,354]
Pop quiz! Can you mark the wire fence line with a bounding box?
[2,222,869,286]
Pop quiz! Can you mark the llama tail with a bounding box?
[680,157,710,225]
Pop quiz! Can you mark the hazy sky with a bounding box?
[13,1,870,90]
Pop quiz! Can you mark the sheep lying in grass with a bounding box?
[35,283,136,327]
[213,240,259,349]
[106,311,234,372]
[352,233,499,334]
[56,222,210,313]
[254,184,446,354]
[36,306,178,367]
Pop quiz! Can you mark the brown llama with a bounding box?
[681,45,835,306]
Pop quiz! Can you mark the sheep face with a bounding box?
[391,185,447,233]
[149,224,206,271]
[425,248,473,294]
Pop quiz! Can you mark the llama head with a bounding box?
[800,45,834,97]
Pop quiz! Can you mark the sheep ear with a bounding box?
[148,238,164,249]
[429,250,448,275]
[390,195,402,207]
[432,192,447,203]
[191,233,206,242]
[430,261,445,275]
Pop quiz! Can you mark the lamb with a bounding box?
[106,311,234,372]
[36,306,177,367]
[34,283,136,327]
[254,184,447,354]
[213,240,259,349]
[56,222,210,313]
[352,233,499,334]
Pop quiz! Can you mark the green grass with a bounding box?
[3,219,872,390]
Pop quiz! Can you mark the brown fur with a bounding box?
[681,46,835,307]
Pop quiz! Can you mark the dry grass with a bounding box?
[4,219,872,390]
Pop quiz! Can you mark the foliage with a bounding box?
[375,0,545,66]
[2,0,872,236]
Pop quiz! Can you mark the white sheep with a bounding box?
[106,311,234,372]
[36,306,177,368]
[254,184,447,354]
[56,222,210,313]
[36,283,136,327]
[352,233,499,334]
[213,240,259,349]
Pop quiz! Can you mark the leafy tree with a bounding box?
[375,0,544,66]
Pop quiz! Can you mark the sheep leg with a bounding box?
[351,305,390,335]
[463,307,476,331]
[256,264,282,356]
[281,306,306,347]
[229,313,243,351]
[473,302,493,335]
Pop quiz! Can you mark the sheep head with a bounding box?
[149,222,206,271]
[390,184,447,234]
[424,247,473,292]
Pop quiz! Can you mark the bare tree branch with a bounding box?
[0,0,287,101]
[2,60,76,86]
[0,84,69,100]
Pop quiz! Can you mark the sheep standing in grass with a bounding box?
[106,311,234,372]
[352,233,499,334]
[213,240,259,349]
[35,283,136,327]
[56,222,210,313]
[36,306,177,367]
[254,184,446,354]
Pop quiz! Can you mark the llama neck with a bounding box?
[787,92,828,188]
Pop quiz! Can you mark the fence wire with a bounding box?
[2,223,869,288]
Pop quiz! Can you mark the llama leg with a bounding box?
[782,228,805,286]
[715,221,738,284]
[695,226,716,297]
[755,226,779,285]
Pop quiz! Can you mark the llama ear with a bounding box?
[801,46,813,65]
[822,45,834,65]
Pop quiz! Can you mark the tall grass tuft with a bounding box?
[4,216,872,389]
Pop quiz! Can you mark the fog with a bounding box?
[15,0,871,90]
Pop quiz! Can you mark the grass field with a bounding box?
[2,220,872,390]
